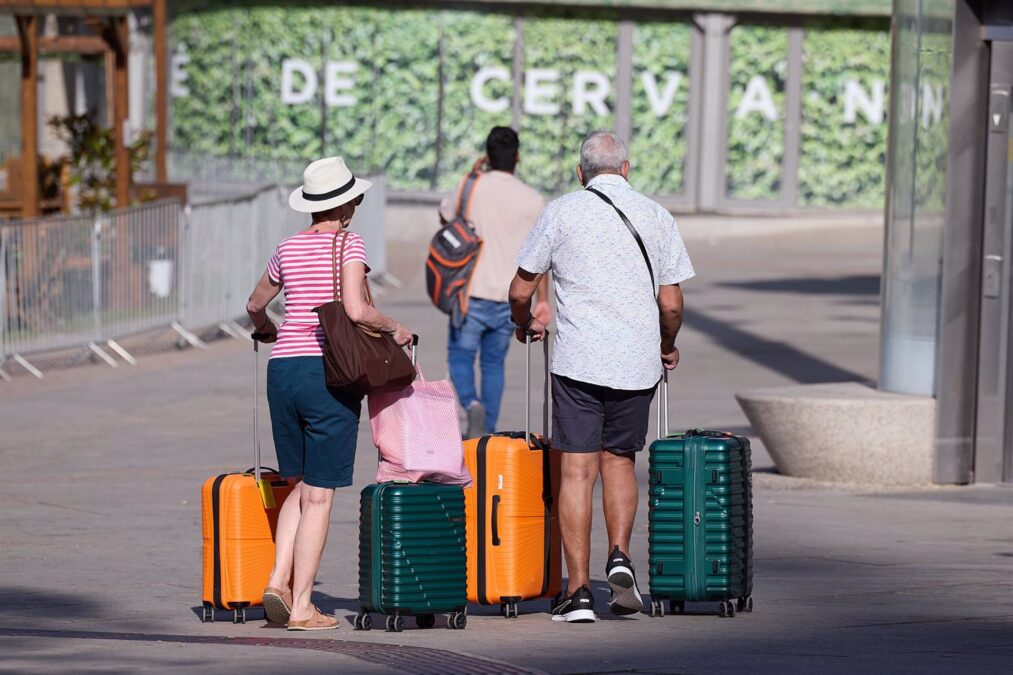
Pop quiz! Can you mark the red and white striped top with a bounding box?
[267,230,369,359]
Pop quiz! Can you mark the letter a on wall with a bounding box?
[735,76,778,121]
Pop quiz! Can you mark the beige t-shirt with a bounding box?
[439,170,545,303]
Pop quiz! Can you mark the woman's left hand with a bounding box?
[392,323,414,347]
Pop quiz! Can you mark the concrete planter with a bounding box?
[736,382,935,485]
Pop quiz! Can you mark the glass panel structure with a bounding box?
[879,0,954,396]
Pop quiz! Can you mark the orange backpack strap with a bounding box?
[456,171,482,223]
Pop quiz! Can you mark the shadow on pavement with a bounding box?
[0,627,539,674]
[684,308,869,385]
[718,274,880,296]
[0,587,105,619]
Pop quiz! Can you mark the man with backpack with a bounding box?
[508,131,694,623]
[437,126,548,438]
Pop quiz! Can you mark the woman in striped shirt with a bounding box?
[246,158,413,631]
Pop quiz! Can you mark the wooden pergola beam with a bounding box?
[0,34,106,54]
[15,14,38,219]
[0,1,150,11]
[153,0,166,181]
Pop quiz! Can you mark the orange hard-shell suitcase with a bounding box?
[200,339,294,623]
[463,335,562,617]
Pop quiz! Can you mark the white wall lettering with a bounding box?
[641,71,682,117]
[170,44,190,98]
[282,59,317,105]
[325,61,357,107]
[921,82,944,129]
[470,66,510,113]
[735,76,778,121]
[524,69,560,116]
[843,79,885,124]
[572,70,610,116]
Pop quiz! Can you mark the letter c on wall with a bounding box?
[471,66,510,114]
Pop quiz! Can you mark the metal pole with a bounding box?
[615,21,634,145]
[91,212,103,342]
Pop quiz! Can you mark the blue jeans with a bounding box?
[448,297,513,433]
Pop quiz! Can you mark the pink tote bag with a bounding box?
[368,367,471,486]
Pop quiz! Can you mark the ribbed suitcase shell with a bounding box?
[648,431,753,605]
[358,483,467,616]
[463,434,562,607]
[201,472,293,611]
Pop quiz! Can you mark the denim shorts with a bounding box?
[266,356,362,489]
[551,375,655,455]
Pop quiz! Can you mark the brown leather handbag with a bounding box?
[313,231,415,395]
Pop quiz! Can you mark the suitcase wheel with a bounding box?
[354,611,372,631]
[201,603,214,623]
[718,600,736,618]
[650,599,665,618]
[670,600,685,615]
[736,596,753,613]
[232,607,247,624]
[500,602,519,619]
[416,614,436,629]
[385,615,404,633]
[448,611,467,630]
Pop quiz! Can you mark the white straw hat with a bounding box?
[288,157,372,213]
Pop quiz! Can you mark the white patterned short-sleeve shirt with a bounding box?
[517,174,694,391]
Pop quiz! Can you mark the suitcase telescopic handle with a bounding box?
[656,369,670,440]
[252,339,263,484]
[524,330,551,447]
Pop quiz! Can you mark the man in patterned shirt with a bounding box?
[508,131,694,623]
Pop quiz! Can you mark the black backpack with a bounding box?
[426,172,483,327]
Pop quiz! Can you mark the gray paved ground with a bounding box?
[2,225,1012,674]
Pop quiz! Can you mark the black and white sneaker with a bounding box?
[550,585,596,623]
[606,546,643,615]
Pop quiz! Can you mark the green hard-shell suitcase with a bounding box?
[355,482,468,632]
[647,376,754,618]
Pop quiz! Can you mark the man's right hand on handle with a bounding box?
[661,346,680,370]
[515,317,547,344]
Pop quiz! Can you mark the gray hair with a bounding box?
[579,131,628,180]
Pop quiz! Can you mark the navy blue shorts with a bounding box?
[551,375,655,455]
[266,356,362,489]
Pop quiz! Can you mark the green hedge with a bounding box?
[518,15,616,194]
[799,26,890,207]
[437,11,516,191]
[726,25,787,201]
[168,4,890,205]
[630,22,692,196]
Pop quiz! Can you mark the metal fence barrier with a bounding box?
[0,176,387,380]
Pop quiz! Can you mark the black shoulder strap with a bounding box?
[586,187,655,292]
[456,172,480,220]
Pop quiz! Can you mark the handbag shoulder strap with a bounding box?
[331,230,350,302]
[456,171,481,223]
[586,186,655,293]
[331,229,374,306]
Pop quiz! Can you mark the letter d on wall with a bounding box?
[282,59,317,105]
